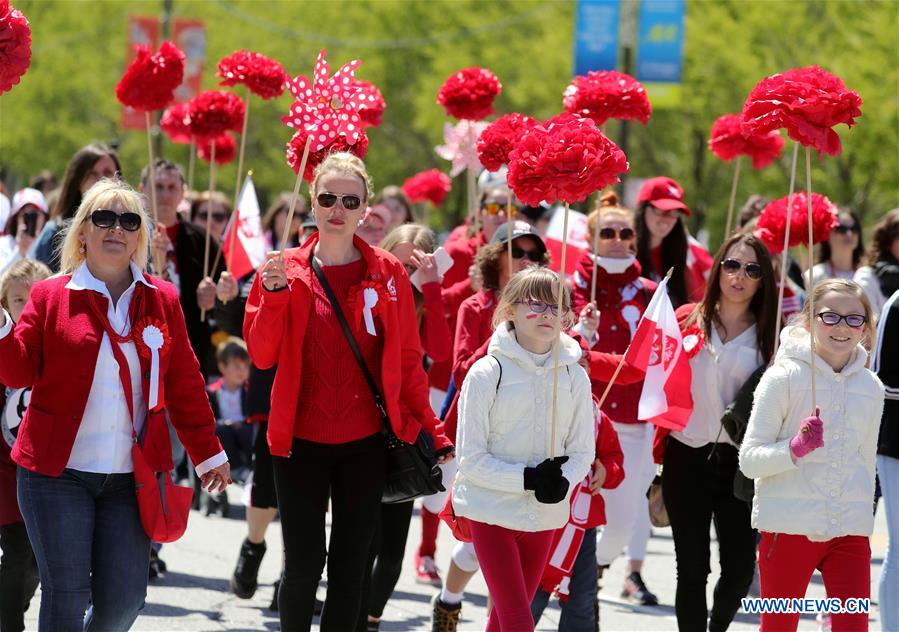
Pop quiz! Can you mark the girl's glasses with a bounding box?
[817,311,866,328]
[518,300,571,317]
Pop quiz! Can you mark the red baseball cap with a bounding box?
[636,177,691,215]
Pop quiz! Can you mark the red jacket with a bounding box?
[572,254,656,424]
[243,234,452,458]
[593,408,625,524]
[0,387,21,526]
[420,282,454,390]
[0,275,223,477]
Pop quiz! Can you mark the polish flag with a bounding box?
[222,175,266,280]
[624,275,693,430]
[544,205,588,276]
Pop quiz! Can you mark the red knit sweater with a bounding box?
[294,259,384,443]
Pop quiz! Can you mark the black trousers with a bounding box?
[0,523,39,632]
[662,439,756,632]
[272,434,386,632]
[357,500,415,629]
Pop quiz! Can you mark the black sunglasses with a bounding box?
[198,211,228,223]
[817,311,866,328]
[90,209,142,232]
[599,227,635,241]
[316,192,362,211]
[832,224,860,235]
[510,246,544,263]
[721,258,763,280]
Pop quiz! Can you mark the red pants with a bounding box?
[758,532,871,632]
[469,520,554,632]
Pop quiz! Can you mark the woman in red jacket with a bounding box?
[244,153,454,632]
[0,179,228,632]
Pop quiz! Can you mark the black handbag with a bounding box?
[310,255,445,504]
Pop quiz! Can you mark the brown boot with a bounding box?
[430,594,461,632]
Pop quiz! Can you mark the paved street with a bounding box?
[25,486,887,631]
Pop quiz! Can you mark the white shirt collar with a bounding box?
[65,261,157,297]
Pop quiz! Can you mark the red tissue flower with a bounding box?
[197,132,237,165]
[437,67,502,121]
[160,102,192,144]
[708,113,785,169]
[754,191,839,254]
[402,169,452,207]
[476,113,538,173]
[742,65,862,156]
[188,90,246,139]
[562,71,651,127]
[0,0,31,95]
[115,41,185,112]
[286,127,369,183]
[353,80,386,128]
[507,113,629,206]
[217,49,287,100]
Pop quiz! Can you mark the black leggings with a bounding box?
[662,439,757,632]
[0,522,39,632]
[358,500,415,628]
[272,434,386,632]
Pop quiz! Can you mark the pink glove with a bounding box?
[790,407,824,459]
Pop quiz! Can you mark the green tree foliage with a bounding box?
[1,0,895,251]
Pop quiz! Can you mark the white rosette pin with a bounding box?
[141,325,166,409]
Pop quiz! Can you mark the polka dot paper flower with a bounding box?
[353,79,386,128]
[286,128,370,183]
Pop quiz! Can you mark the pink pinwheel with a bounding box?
[282,49,366,151]
[436,120,488,177]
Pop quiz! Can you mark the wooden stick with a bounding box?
[590,213,601,304]
[187,135,196,192]
[506,197,514,274]
[550,202,572,459]
[805,146,817,411]
[773,142,800,357]
[467,121,479,238]
[145,112,163,276]
[724,156,743,240]
[233,87,250,225]
[280,134,314,256]
[201,141,217,322]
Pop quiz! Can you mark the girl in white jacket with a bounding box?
[453,267,594,632]
[740,279,885,632]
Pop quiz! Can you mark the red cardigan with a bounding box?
[0,275,223,477]
[243,234,453,458]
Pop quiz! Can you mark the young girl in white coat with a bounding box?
[453,267,594,632]
[740,279,884,632]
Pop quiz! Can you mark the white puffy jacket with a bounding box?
[452,322,595,532]
[739,326,885,539]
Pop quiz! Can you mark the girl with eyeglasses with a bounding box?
[806,209,865,289]
[453,266,594,632]
[654,233,777,631]
[740,279,883,632]
[244,153,453,632]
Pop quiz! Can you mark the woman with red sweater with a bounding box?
[0,179,228,631]
[243,153,454,632]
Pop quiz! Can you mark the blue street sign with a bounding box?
[573,0,621,76]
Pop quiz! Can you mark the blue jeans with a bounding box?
[17,467,150,632]
[878,455,899,631]
[531,527,597,631]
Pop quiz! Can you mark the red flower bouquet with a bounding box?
[0,0,31,95]
[188,90,246,139]
[197,132,237,165]
[708,113,785,169]
[160,102,192,144]
[476,113,538,173]
[217,49,287,100]
[115,41,185,112]
[437,67,502,121]
[754,191,839,254]
[562,71,651,127]
[402,170,452,207]
[286,128,369,183]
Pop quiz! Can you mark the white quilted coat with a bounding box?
[739,326,885,539]
[452,322,595,532]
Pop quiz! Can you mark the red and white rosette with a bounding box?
[134,319,170,411]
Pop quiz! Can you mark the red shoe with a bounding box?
[414,553,442,587]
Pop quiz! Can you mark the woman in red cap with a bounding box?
[635,176,713,306]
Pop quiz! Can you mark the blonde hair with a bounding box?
[493,267,573,330]
[380,223,436,254]
[0,259,51,312]
[587,190,635,242]
[791,278,877,351]
[58,178,152,274]
[311,152,374,203]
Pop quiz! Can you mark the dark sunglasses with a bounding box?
[511,246,544,263]
[90,209,142,232]
[832,224,860,235]
[316,192,362,211]
[518,299,571,317]
[599,227,635,241]
[198,211,228,223]
[817,311,866,328]
[721,258,763,280]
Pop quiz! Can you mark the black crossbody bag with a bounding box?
[310,255,444,504]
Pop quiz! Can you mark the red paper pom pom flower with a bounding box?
[562,71,651,127]
[742,65,863,157]
[286,128,370,183]
[507,113,629,206]
[353,80,386,128]
[402,170,452,207]
[437,67,502,121]
[188,90,245,139]
[115,41,185,112]
[754,190,839,254]
[197,133,237,165]
[0,0,31,95]
[477,113,538,173]
[217,50,287,100]
[709,113,785,169]
[160,102,192,144]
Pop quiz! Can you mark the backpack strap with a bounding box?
[487,354,502,392]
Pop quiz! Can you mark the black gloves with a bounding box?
[524,456,570,504]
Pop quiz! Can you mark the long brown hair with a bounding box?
[636,202,689,306]
[684,233,778,364]
[867,208,899,265]
[53,143,122,221]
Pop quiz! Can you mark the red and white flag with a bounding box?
[222,175,266,280]
[544,205,588,276]
[623,275,693,430]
